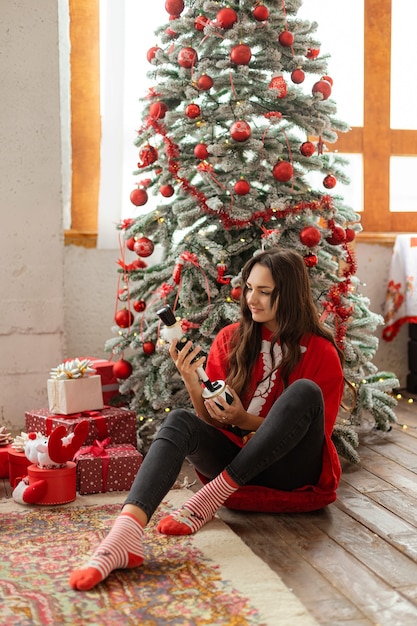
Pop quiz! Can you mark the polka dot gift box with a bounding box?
[25,406,138,448]
[74,441,143,495]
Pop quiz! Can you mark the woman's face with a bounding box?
[245,263,278,332]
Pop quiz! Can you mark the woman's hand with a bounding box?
[169,339,205,384]
[204,387,247,428]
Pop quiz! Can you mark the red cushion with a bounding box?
[223,484,336,513]
[195,470,336,513]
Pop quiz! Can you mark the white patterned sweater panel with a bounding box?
[246,340,307,416]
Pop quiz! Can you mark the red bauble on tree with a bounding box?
[231,285,242,300]
[323,174,337,189]
[321,75,334,86]
[326,225,346,245]
[230,120,251,142]
[149,101,168,119]
[160,184,174,197]
[234,178,251,195]
[113,359,133,380]
[115,309,134,328]
[300,141,315,157]
[268,75,287,98]
[312,79,332,100]
[304,253,318,268]
[278,30,294,47]
[197,74,214,91]
[138,145,158,167]
[306,47,320,59]
[146,46,160,63]
[253,4,269,21]
[185,103,201,119]
[216,7,238,29]
[126,237,136,251]
[345,228,356,243]
[133,237,154,257]
[130,188,148,207]
[300,226,321,247]
[195,14,209,31]
[291,68,305,84]
[178,47,198,68]
[230,44,252,65]
[133,299,147,312]
[194,143,209,159]
[165,0,184,16]
[143,341,156,355]
[272,161,294,182]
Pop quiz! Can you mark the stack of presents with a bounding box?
[0,358,143,506]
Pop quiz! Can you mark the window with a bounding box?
[66,0,417,248]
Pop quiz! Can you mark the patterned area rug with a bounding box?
[0,490,317,626]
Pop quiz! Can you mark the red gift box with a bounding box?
[25,406,137,448]
[67,356,120,405]
[27,461,77,505]
[74,441,143,495]
[8,448,32,487]
[0,445,12,478]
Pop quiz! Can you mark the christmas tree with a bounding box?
[106,0,399,462]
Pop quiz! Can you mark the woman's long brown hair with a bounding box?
[226,248,344,395]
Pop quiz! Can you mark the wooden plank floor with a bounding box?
[217,393,417,626]
[2,393,417,625]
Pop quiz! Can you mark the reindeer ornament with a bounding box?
[12,420,89,505]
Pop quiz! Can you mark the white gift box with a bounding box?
[47,375,104,415]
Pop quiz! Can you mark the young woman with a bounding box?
[70,247,345,591]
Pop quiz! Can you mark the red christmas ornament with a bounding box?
[149,101,168,119]
[194,143,209,159]
[321,75,334,86]
[290,68,304,85]
[185,103,201,119]
[272,161,294,182]
[143,341,156,355]
[118,286,128,300]
[216,7,238,29]
[138,145,158,167]
[300,226,321,247]
[230,120,251,142]
[306,47,320,59]
[231,285,242,300]
[304,253,318,268]
[130,188,148,207]
[278,30,294,47]
[178,47,198,68]
[345,228,356,243]
[323,174,337,189]
[234,178,251,195]
[195,14,210,31]
[160,184,174,197]
[115,309,134,328]
[133,237,154,257]
[126,237,136,251]
[312,79,332,100]
[268,75,287,98]
[326,225,346,245]
[197,74,214,91]
[146,46,160,63]
[165,0,184,16]
[230,44,252,65]
[133,299,147,312]
[113,359,133,379]
[300,141,315,157]
[253,5,269,21]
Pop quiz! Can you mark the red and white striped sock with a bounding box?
[157,471,239,536]
[69,512,144,591]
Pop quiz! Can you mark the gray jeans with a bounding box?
[124,378,325,520]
